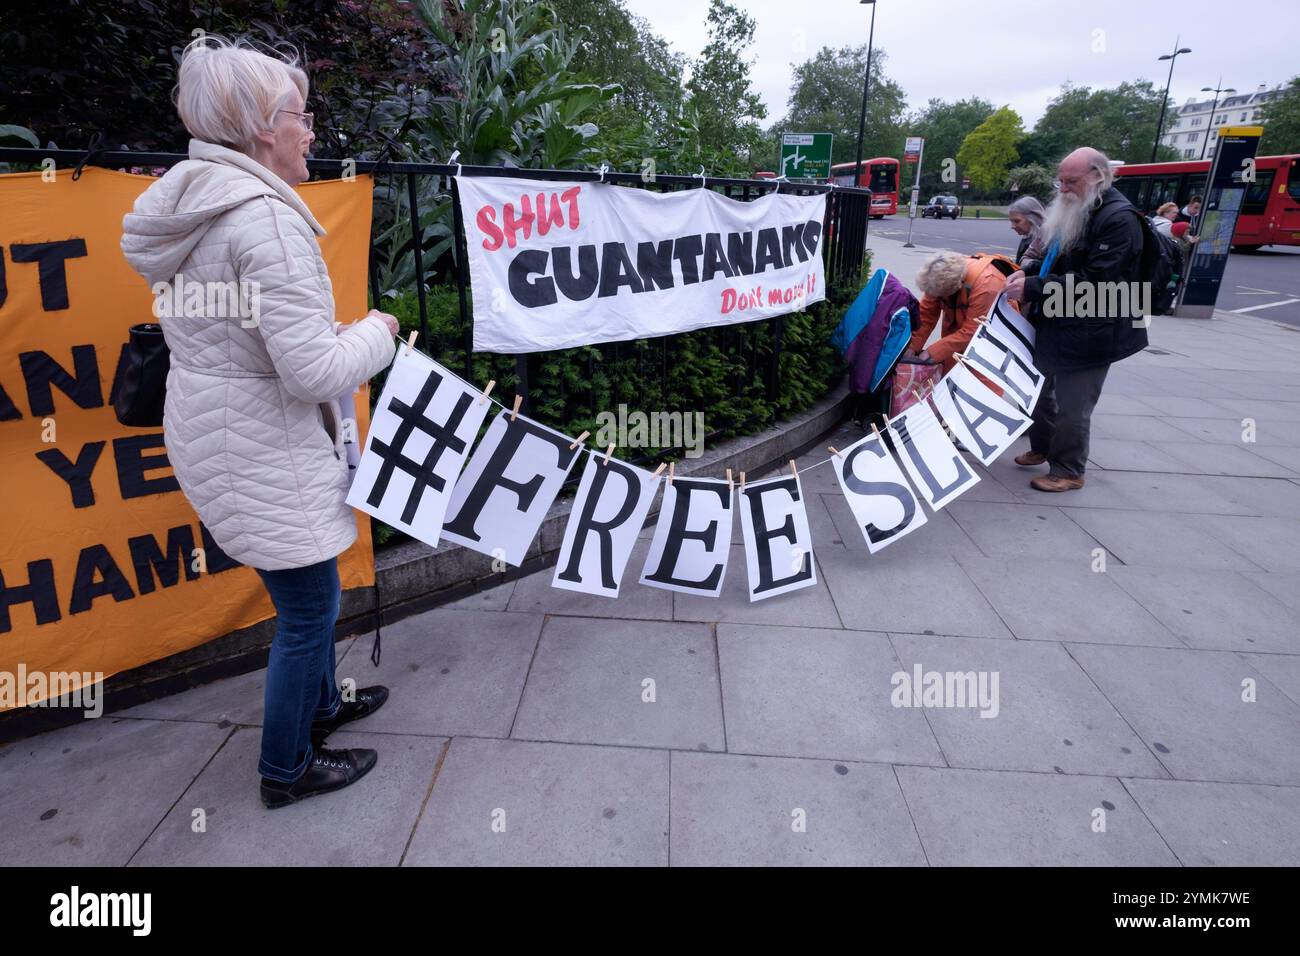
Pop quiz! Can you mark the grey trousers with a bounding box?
[1026,364,1110,478]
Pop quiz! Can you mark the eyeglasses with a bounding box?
[278,109,314,131]
[1053,173,1092,189]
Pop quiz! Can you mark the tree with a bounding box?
[957,106,1022,194]
[906,97,994,196]
[1259,76,1300,155]
[683,0,768,176]
[0,0,453,155]
[1019,80,1177,166]
[1006,164,1054,201]
[548,0,686,168]
[770,44,907,171]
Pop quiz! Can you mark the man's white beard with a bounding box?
[1042,180,1105,253]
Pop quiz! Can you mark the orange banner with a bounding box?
[0,166,377,707]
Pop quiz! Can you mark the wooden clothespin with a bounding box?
[651,462,667,478]
[510,395,522,421]
[602,443,615,465]
[667,461,675,485]
[739,471,747,491]
[479,379,496,405]
[568,430,590,450]
[870,422,882,440]
[827,446,842,458]
[725,467,733,489]
[403,330,418,354]
[788,458,798,477]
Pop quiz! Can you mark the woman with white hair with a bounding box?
[1007,195,1046,271]
[904,249,1016,373]
[121,36,400,809]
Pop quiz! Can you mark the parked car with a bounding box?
[922,195,962,219]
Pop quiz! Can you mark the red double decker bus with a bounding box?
[1114,154,1300,250]
[829,157,899,218]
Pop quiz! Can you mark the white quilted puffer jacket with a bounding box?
[121,139,395,571]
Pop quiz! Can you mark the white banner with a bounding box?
[737,474,817,601]
[887,399,980,511]
[832,431,928,553]
[640,477,734,597]
[456,175,828,353]
[931,362,1033,466]
[552,452,661,598]
[346,349,490,544]
[441,409,583,566]
[963,295,1043,413]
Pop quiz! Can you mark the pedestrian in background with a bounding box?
[1008,195,1047,271]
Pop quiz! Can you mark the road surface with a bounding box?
[867,215,1300,328]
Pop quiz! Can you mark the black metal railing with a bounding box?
[1,147,872,467]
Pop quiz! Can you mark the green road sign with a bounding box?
[779,133,833,181]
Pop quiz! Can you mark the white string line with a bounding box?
[395,342,861,478]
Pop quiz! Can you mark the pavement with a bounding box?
[3,233,1299,866]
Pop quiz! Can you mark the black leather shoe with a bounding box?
[260,747,378,809]
[310,686,389,746]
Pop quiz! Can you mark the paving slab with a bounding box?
[1123,777,1300,866]
[1062,508,1264,571]
[947,500,1104,560]
[114,638,357,726]
[1091,394,1159,416]
[895,766,1179,866]
[319,608,542,738]
[1194,514,1300,572]
[1066,643,1300,786]
[403,737,668,866]
[1090,414,1206,443]
[511,616,725,751]
[823,494,986,555]
[669,751,926,866]
[1241,571,1300,612]
[130,728,443,866]
[890,633,1167,777]
[1162,416,1300,447]
[1134,396,1243,419]
[1085,438,1195,473]
[1108,566,1296,653]
[506,539,674,620]
[672,544,842,628]
[956,556,1180,646]
[1246,444,1300,473]
[1241,653,1300,709]
[716,623,945,765]
[444,579,516,611]
[1147,441,1296,479]
[818,549,1012,639]
[0,718,230,865]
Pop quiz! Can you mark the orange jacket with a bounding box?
[908,254,1013,373]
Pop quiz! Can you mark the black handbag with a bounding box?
[113,323,170,427]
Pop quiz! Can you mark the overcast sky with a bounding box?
[622,0,1297,127]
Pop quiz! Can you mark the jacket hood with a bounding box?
[120,139,325,286]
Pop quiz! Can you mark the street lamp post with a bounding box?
[852,0,877,188]
[1200,78,1236,160]
[1151,38,1191,163]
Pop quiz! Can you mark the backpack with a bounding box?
[1136,212,1182,316]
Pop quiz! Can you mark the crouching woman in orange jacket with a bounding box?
[904,251,1018,373]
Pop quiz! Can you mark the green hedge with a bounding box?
[366,253,869,548]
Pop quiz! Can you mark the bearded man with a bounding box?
[1003,147,1149,492]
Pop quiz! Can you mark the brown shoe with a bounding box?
[1014,451,1048,467]
[1030,474,1085,492]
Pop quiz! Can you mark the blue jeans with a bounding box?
[255,557,344,782]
